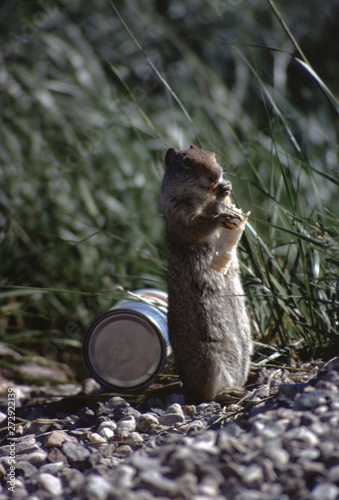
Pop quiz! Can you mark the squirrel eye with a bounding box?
[183,157,193,169]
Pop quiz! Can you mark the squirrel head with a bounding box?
[164,145,223,191]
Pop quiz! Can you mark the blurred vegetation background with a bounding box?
[0,0,338,386]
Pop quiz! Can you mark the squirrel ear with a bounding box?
[190,144,198,150]
[165,148,176,166]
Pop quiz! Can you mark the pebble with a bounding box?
[85,474,113,500]
[15,460,38,477]
[81,378,101,395]
[8,435,40,455]
[98,427,114,440]
[124,431,144,447]
[43,430,73,448]
[115,445,133,458]
[97,420,117,432]
[311,482,339,500]
[47,446,69,465]
[158,412,185,426]
[38,473,63,496]
[111,464,136,488]
[284,426,319,446]
[242,464,264,488]
[59,468,85,493]
[39,461,65,474]
[61,441,90,465]
[138,469,179,496]
[136,413,160,434]
[116,416,136,439]
[0,357,338,500]
[24,450,48,466]
[88,432,107,444]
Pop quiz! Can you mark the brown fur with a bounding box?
[161,145,252,403]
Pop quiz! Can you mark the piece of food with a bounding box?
[210,207,250,275]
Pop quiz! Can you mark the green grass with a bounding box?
[0,0,338,384]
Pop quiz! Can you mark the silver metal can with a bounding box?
[83,289,170,391]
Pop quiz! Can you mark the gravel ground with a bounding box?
[0,357,338,500]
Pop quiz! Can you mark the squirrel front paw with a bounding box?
[218,211,241,229]
[213,180,232,199]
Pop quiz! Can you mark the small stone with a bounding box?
[98,443,117,457]
[158,403,185,426]
[99,427,114,440]
[184,405,196,417]
[47,446,68,465]
[158,413,185,426]
[39,461,65,474]
[167,446,196,476]
[43,430,74,448]
[85,474,112,500]
[111,464,136,488]
[62,441,90,466]
[196,482,220,497]
[284,426,319,447]
[177,472,198,492]
[10,435,39,455]
[115,445,133,458]
[186,420,206,435]
[327,413,339,428]
[115,406,141,421]
[15,461,38,478]
[138,469,179,496]
[59,468,85,493]
[315,405,330,416]
[311,482,338,500]
[88,432,107,444]
[166,403,184,415]
[329,464,339,482]
[117,415,136,431]
[260,420,288,439]
[296,447,320,460]
[24,450,48,466]
[196,403,210,412]
[263,440,289,467]
[97,420,117,433]
[260,458,277,483]
[310,421,329,437]
[116,416,136,438]
[81,378,101,394]
[38,473,63,496]
[242,464,264,488]
[191,430,218,453]
[106,396,129,409]
[124,431,144,447]
[136,413,160,434]
[302,460,326,478]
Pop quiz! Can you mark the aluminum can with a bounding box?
[83,289,170,391]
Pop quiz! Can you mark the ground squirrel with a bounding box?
[160,145,252,403]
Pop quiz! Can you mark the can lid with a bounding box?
[83,310,165,390]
